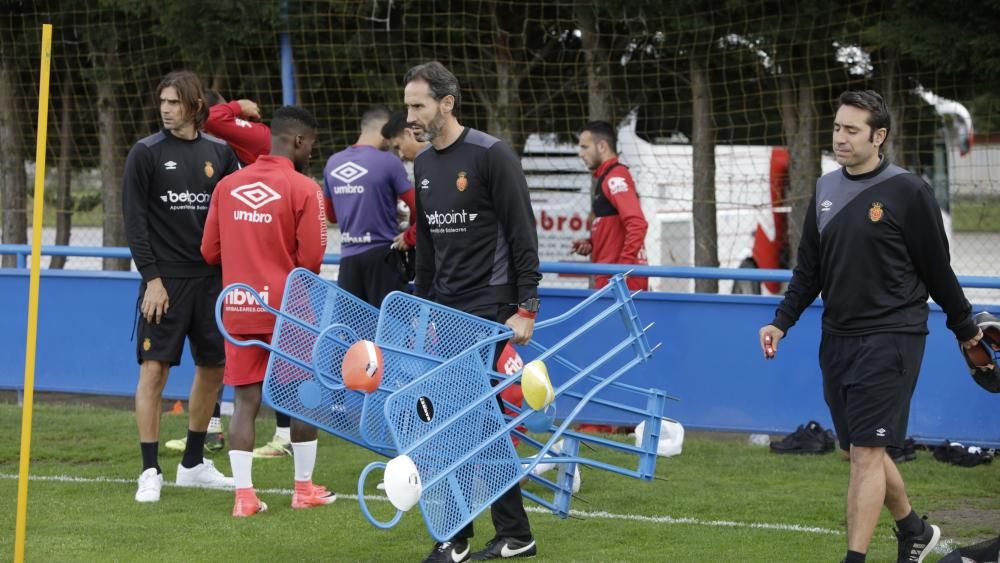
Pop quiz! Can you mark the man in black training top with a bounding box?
[404,61,541,563]
[758,90,982,563]
[123,70,240,503]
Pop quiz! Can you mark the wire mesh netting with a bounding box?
[3,1,1000,300]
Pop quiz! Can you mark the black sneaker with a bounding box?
[470,537,537,560]
[895,518,941,562]
[770,421,831,454]
[423,540,470,563]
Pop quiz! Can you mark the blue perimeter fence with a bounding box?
[2,244,999,446]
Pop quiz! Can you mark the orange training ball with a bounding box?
[342,340,384,393]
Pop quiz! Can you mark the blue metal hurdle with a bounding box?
[357,274,666,541]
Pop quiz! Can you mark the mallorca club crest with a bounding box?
[456,171,468,192]
[204,161,215,178]
[143,338,151,351]
[868,201,884,223]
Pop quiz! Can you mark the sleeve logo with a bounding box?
[607,176,629,194]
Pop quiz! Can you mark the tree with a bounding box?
[575,2,614,123]
[742,2,862,266]
[0,12,30,268]
[51,67,73,269]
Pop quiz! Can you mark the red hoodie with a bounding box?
[202,155,327,334]
[589,157,648,291]
[204,101,271,165]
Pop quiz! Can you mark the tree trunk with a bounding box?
[779,74,821,268]
[0,58,27,268]
[487,56,525,155]
[878,50,906,168]
[576,4,613,123]
[690,53,718,293]
[52,69,73,269]
[97,51,129,271]
[483,4,525,154]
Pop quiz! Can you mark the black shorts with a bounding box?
[337,244,409,307]
[135,275,226,367]
[820,332,926,450]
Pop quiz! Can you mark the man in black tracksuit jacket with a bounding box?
[404,62,541,563]
[123,70,241,504]
[759,90,981,563]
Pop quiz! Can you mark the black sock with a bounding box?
[275,411,291,428]
[844,550,866,563]
[212,402,221,418]
[896,509,925,536]
[140,441,161,474]
[181,430,207,468]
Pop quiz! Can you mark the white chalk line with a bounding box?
[0,472,958,553]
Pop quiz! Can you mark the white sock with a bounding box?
[229,450,253,489]
[292,440,318,482]
[207,417,223,433]
[275,426,291,442]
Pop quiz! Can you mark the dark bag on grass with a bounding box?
[932,440,994,468]
[938,533,1000,562]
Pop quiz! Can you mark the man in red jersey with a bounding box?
[570,120,649,291]
[202,105,334,517]
[203,90,271,166]
[169,89,295,459]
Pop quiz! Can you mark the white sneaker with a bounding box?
[135,468,163,502]
[175,458,234,489]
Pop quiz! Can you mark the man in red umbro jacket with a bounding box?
[202,105,334,517]
[570,121,649,291]
[203,90,271,166]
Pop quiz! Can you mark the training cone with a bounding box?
[342,340,384,393]
[384,454,422,511]
[521,360,555,410]
[169,400,184,415]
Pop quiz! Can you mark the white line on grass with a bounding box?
[0,472,956,554]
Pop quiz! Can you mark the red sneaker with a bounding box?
[232,487,268,517]
[291,480,337,509]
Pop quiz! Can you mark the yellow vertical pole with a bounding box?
[14,23,53,563]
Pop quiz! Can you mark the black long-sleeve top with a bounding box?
[413,127,541,313]
[772,158,976,341]
[122,130,240,281]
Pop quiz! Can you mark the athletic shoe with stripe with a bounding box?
[163,432,226,454]
[896,518,941,563]
[291,480,337,508]
[232,487,267,517]
[470,537,537,560]
[253,436,293,458]
[422,540,470,563]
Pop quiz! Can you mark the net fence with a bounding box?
[2,0,999,299]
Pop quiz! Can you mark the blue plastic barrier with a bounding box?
[1,250,999,446]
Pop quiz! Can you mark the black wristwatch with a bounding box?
[518,298,541,314]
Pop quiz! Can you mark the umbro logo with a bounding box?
[164,161,177,170]
[821,200,833,211]
[329,161,368,184]
[231,181,282,210]
[876,427,887,437]
[420,178,430,190]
